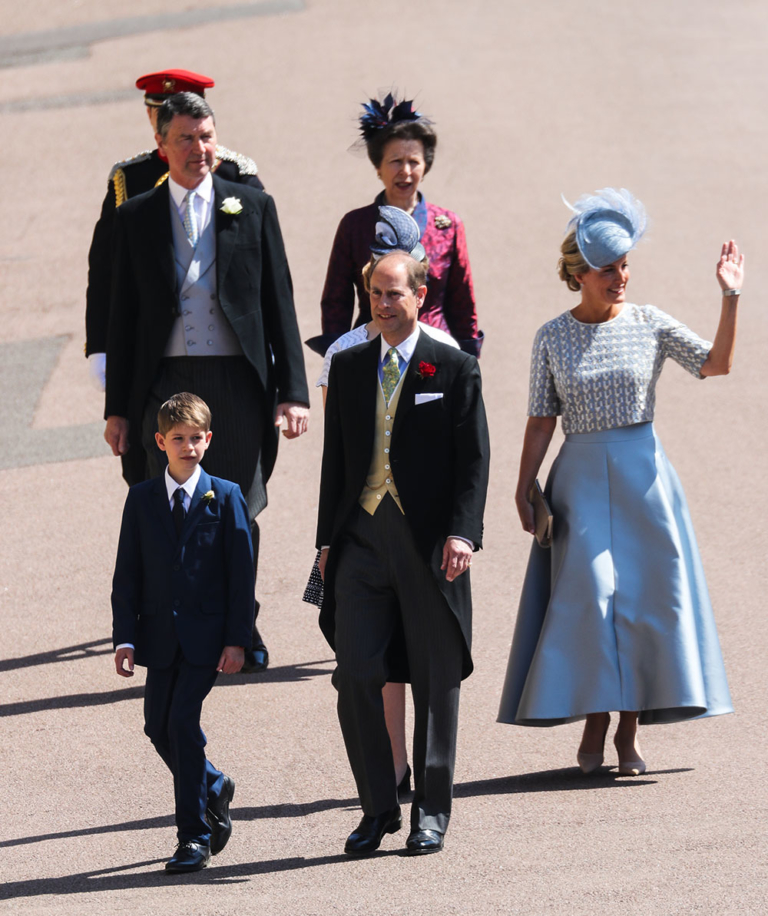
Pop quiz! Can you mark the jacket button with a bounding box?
[173,599,180,607]
[173,564,180,571]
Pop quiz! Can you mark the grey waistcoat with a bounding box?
[164,202,243,357]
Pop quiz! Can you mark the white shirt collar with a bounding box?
[167,171,214,209]
[379,324,421,366]
[164,464,201,503]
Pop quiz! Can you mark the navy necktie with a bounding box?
[172,488,186,537]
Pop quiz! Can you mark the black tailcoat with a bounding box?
[316,332,490,679]
[105,176,309,486]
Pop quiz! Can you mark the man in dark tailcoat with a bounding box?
[86,68,265,490]
[105,92,309,673]
[316,251,489,856]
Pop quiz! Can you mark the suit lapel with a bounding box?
[353,340,381,469]
[392,330,436,439]
[147,182,177,297]
[213,176,241,290]
[151,476,177,546]
[178,469,213,551]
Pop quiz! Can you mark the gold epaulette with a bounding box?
[112,168,127,207]
[107,149,155,207]
[214,145,259,177]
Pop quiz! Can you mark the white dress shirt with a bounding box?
[168,172,214,235]
[164,464,201,512]
[115,465,202,651]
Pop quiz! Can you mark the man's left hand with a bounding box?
[217,645,245,674]
[441,537,474,582]
[275,402,309,439]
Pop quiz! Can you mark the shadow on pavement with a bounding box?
[0,851,400,900]
[2,767,693,853]
[0,638,113,673]
[454,768,693,797]
[0,798,361,851]
[0,660,334,718]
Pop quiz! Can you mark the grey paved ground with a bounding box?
[0,2,766,913]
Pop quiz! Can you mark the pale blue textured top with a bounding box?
[528,304,712,434]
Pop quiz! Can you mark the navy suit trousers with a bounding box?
[143,653,225,844]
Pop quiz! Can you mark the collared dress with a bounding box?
[318,192,483,357]
[497,304,733,727]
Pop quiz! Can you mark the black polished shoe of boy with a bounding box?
[165,840,211,872]
[344,806,401,856]
[207,774,235,855]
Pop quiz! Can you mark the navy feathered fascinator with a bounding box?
[564,188,648,269]
[359,92,425,141]
[370,205,426,261]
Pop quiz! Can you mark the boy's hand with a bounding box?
[217,645,245,674]
[115,647,135,677]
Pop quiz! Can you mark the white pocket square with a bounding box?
[415,393,444,405]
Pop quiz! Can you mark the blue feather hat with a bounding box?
[564,188,647,269]
[371,205,426,261]
[359,92,424,141]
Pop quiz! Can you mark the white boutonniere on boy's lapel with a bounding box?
[202,490,215,505]
[220,197,243,216]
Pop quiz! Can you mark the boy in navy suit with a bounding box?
[112,392,255,872]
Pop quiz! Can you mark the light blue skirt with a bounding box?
[498,423,733,727]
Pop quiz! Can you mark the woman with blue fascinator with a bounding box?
[307,92,482,358]
[304,206,459,798]
[497,189,741,775]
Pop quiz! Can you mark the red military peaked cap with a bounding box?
[136,69,215,106]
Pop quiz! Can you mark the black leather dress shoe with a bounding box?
[241,645,269,673]
[207,775,235,855]
[165,840,211,872]
[404,828,444,855]
[344,806,402,856]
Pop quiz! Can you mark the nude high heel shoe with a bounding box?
[577,715,610,774]
[615,736,646,776]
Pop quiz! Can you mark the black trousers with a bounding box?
[333,496,464,833]
[143,652,225,845]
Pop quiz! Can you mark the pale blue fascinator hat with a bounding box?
[370,205,426,261]
[564,188,647,269]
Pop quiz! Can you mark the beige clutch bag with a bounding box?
[529,480,553,548]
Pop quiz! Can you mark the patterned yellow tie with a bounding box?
[382,347,401,404]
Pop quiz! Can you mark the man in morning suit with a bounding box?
[105,92,309,674]
[316,251,490,856]
[86,68,265,416]
[112,393,255,872]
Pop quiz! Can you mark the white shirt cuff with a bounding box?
[115,643,134,651]
[448,536,475,549]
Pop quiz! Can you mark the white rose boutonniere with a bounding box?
[202,490,215,505]
[220,197,243,216]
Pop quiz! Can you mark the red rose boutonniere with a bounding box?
[416,361,436,380]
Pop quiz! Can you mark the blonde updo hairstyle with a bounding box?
[558,227,591,293]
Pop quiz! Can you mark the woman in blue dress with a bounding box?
[497,189,742,775]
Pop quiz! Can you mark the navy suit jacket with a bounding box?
[111,469,256,669]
